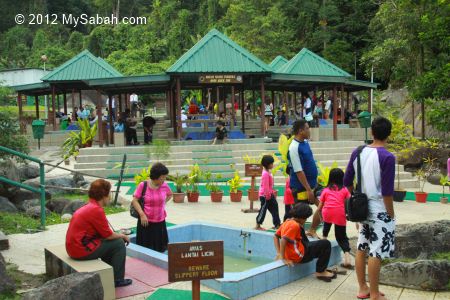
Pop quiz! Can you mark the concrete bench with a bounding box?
[45,244,115,300]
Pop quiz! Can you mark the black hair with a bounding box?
[150,162,169,180]
[217,120,225,126]
[327,168,344,190]
[289,203,313,220]
[292,119,308,135]
[261,155,274,170]
[371,117,392,141]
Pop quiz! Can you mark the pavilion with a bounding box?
[12,28,377,144]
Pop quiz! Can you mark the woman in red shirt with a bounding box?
[66,179,132,287]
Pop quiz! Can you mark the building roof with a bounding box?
[277,48,351,77]
[167,29,272,74]
[41,50,122,82]
[269,56,288,71]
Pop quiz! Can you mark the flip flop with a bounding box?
[340,263,355,270]
[316,275,334,282]
[356,292,385,299]
[255,227,267,231]
[306,231,321,239]
[327,267,347,275]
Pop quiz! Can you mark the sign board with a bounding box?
[245,164,263,177]
[168,241,224,282]
[199,74,243,84]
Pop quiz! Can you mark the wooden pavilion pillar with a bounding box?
[108,94,114,145]
[34,95,39,119]
[284,91,289,125]
[240,88,245,133]
[118,94,122,114]
[176,78,182,140]
[165,91,170,116]
[71,89,75,119]
[57,94,60,112]
[51,86,56,130]
[63,93,67,115]
[347,91,351,114]
[252,90,256,118]
[367,89,372,113]
[79,90,82,107]
[97,90,104,147]
[332,86,337,141]
[231,86,235,130]
[216,87,220,113]
[271,90,275,111]
[340,84,345,124]
[260,78,265,136]
[126,94,131,109]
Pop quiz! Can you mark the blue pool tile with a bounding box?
[252,273,267,295]
[237,278,253,300]
[264,268,279,290]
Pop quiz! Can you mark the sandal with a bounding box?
[340,263,355,270]
[356,292,385,299]
[316,275,334,282]
[326,267,347,275]
[306,231,321,239]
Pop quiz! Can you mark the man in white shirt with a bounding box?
[106,96,116,122]
[130,93,138,118]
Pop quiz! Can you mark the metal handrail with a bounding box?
[0,146,46,229]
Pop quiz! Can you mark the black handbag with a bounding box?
[345,145,369,222]
[130,181,147,218]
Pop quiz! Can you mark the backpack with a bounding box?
[345,145,369,222]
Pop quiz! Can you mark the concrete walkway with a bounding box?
[2,148,450,299]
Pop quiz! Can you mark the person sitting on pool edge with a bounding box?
[65,179,132,287]
[274,202,336,282]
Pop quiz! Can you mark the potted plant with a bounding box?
[186,164,202,202]
[167,172,189,203]
[387,114,422,202]
[205,171,223,202]
[78,118,97,147]
[227,171,244,202]
[414,156,439,203]
[439,175,449,204]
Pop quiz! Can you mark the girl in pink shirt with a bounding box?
[317,168,353,269]
[132,163,172,252]
[283,176,295,221]
[255,155,281,230]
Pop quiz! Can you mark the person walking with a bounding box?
[344,117,395,300]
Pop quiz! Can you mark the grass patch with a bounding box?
[381,257,416,266]
[432,252,450,261]
[0,212,65,235]
[52,193,88,201]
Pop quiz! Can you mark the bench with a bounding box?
[45,244,115,300]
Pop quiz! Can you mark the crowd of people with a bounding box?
[64,113,394,299]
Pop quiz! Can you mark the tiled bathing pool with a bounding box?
[127,222,341,300]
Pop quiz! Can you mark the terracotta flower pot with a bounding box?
[210,192,223,202]
[173,192,185,203]
[82,140,93,148]
[64,159,70,165]
[415,191,428,203]
[440,197,448,204]
[187,192,199,202]
[230,191,243,202]
[247,189,259,201]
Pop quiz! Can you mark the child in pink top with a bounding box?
[255,155,281,230]
[283,176,295,221]
[317,168,353,268]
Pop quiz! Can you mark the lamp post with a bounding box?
[41,55,48,120]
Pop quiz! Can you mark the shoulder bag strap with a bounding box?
[355,145,366,193]
[140,181,148,208]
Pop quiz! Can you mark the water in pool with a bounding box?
[224,251,272,272]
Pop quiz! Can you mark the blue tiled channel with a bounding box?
[126,222,341,300]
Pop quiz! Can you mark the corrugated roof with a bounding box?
[277,48,351,77]
[41,50,122,81]
[167,29,271,73]
[269,56,288,71]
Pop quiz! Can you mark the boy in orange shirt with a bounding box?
[274,203,335,282]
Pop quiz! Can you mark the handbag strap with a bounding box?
[355,145,366,192]
[140,181,148,206]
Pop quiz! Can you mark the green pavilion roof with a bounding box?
[41,50,122,82]
[277,48,351,77]
[167,29,271,74]
[269,56,288,71]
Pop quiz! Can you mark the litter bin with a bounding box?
[357,111,371,143]
[60,118,68,130]
[32,119,45,149]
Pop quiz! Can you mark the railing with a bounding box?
[0,146,46,229]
